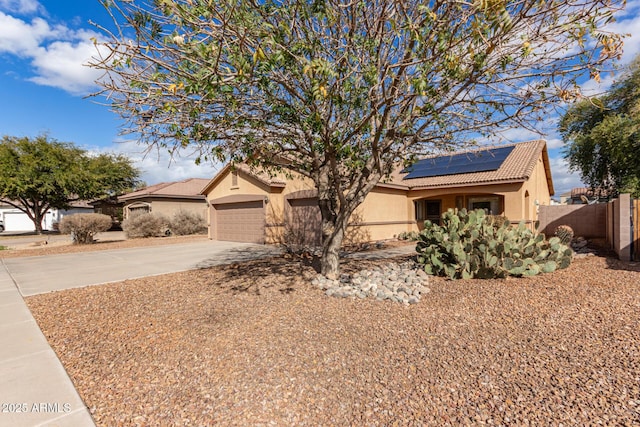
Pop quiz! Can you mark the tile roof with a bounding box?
[202,140,553,195]
[386,140,552,192]
[67,200,95,209]
[119,178,209,201]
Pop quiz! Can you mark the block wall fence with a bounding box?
[538,194,634,261]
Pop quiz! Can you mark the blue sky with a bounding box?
[0,0,639,194]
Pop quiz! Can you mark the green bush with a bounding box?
[169,211,207,236]
[416,208,573,279]
[397,231,419,241]
[59,213,113,244]
[122,212,169,238]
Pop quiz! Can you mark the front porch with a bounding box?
[413,193,506,230]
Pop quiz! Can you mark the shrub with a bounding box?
[554,225,574,245]
[397,231,419,241]
[122,212,169,238]
[416,208,573,279]
[59,213,113,244]
[169,211,207,236]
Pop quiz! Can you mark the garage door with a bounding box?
[4,212,35,232]
[287,198,322,246]
[214,201,265,243]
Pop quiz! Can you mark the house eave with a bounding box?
[119,194,206,202]
[406,178,527,191]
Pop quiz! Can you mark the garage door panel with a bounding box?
[4,212,35,232]
[287,198,322,247]
[214,201,264,243]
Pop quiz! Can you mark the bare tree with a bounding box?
[90,0,624,277]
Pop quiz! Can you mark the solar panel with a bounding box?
[402,145,515,179]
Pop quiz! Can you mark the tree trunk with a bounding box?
[320,221,346,279]
[33,210,44,234]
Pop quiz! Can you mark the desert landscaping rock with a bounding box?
[571,237,599,258]
[22,244,640,426]
[311,261,430,304]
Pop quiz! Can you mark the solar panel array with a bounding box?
[402,145,515,179]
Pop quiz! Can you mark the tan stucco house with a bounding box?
[200,140,554,245]
[119,178,209,220]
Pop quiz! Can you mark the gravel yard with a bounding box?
[26,252,640,426]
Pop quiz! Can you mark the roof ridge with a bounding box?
[519,140,546,180]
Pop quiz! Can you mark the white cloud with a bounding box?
[549,156,584,197]
[545,137,565,150]
[0,0,41,14]
[95,140,222,186]
[0,13,58,54]
[612,0,640,63]
[0,10,102,95]
[490,128,545,144]
[28,36,104,94]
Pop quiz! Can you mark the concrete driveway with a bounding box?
[3,240,282,297]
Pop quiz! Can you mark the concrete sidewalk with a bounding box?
[0,259,95,427]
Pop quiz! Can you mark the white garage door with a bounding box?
[4,212,35,232]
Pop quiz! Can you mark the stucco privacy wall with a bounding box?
[538,204,607,238]
[612,194,632,261]
[538,194,632,261]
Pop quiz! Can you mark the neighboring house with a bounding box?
[90,196,125,230]
[0,201,94,232]
[118,178,209,220]
[200,140,554,245]
[565,187,611,204]
[559,191,573,205]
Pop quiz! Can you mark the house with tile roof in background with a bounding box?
[119,178,209,221]
[0,200,95,232]
[200,140,553,246]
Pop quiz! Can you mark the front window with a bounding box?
[468,196,501,215]
[415,200,441,225]
[126,202,151,218]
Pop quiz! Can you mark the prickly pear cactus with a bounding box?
[416,208,573,279]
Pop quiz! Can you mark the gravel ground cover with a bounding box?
[26,252,640,426]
